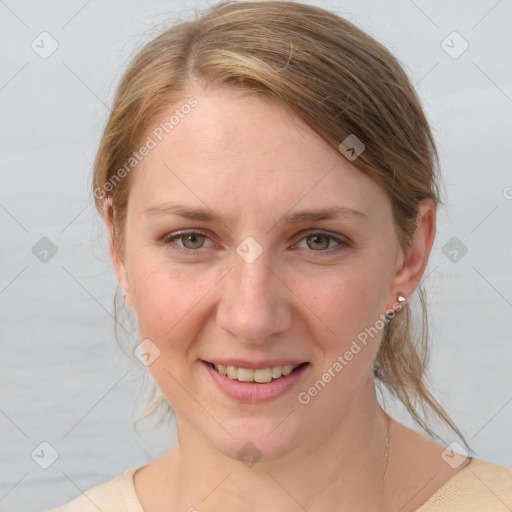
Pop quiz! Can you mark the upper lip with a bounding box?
[203,359,309,370]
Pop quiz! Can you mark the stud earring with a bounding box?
[397,293,407,304]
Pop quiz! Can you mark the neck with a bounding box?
[165,378,391,511]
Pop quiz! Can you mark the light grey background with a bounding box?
[1,1,511,510]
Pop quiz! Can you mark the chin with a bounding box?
[203,415,307,466]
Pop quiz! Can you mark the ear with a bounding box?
[104,199,135,310]
[388,198,436,304]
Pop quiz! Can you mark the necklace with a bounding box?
[380,413,391,498]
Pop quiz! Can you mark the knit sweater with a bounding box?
[48,458,512,511]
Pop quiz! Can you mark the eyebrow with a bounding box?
[143,203,368,225]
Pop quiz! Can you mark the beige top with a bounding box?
[48,458,512,511]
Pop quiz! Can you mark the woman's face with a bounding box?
[113,85,411,463]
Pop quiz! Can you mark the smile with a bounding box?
[210,362,306,383]
[202,360,310,403]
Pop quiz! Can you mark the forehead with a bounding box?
[128,85,390,224]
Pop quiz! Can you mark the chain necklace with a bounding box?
[380,413,391,502]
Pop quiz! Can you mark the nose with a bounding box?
[216,250,292,345]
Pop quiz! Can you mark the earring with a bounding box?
[397,293,407,304]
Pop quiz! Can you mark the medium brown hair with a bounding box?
[93,0,469,448]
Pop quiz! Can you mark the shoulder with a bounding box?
[47,467,143,512]
[418,458,512,511]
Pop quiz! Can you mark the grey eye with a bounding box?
[180,233,207,249]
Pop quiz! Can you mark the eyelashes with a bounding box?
[159,229,350,258]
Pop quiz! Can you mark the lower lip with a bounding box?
[202,361,310,403]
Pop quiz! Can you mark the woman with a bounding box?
[49,1,512,510]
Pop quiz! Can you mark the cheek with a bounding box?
[296,270,388,412]
[127,260,218,404]
[132,267,191,330]
[128,256,220,357]
[303,260,391,350]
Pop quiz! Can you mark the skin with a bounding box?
[108,84,469,511]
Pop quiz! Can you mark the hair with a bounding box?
[92,0,469,448]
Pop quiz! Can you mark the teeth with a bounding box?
[254,368,272,383]
[226,365,238,379]
[282,365,295,376]
[237,367,254,382]
[213,363,301,382]
[271,366,282,379]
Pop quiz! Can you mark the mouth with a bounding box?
[205,361,309,383]
[201,359,310,403]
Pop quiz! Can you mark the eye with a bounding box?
[160,230,213,255]
[294,231,349,255]
[178,232,208,250]
[160,229,349,258]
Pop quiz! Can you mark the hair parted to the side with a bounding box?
[93,0,469,448]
